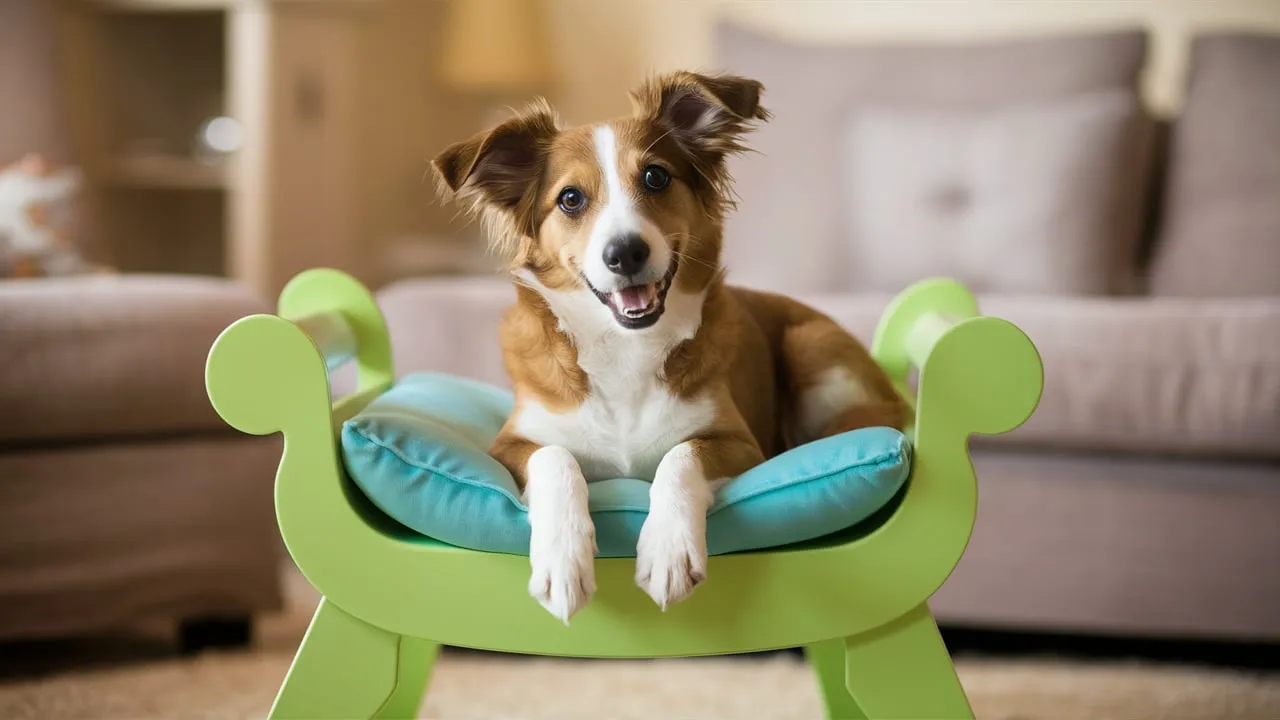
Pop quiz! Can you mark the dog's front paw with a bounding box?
[635,505,707,610]
[529,524,596,624]
[635,441,714,610]
[526,446,596,624]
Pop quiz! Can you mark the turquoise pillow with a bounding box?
[340,373,911,557]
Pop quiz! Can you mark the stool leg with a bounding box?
[374,636,440,719]
[842,604,974,720]
[269,597,400,720]
[806,638,868,719]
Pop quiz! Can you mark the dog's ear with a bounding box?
[432,98,559,213]
[631,71,770,158]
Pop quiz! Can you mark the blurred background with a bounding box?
[1,1,1278,718]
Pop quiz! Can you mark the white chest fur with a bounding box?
[510,279,714,482]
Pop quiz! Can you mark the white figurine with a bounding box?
[0,154,95,278]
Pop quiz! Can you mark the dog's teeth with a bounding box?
[612,284,659,317]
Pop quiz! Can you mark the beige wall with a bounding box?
[544,0,1280,123]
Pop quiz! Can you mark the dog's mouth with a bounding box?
[586,259,679,330]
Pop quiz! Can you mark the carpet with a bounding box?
[2,574,1278,720]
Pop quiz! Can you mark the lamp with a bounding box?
[428,0,554,277]
[439,0,554,96]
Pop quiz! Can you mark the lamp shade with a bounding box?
[439,0,554,93]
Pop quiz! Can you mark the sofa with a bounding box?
[367,26,1280,642]
[0,275,283,647]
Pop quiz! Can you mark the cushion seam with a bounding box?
[709,448,907,516]
[344,422,529,511]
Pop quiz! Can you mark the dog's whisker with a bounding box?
[664,231,708,251]
[666,233,709,248]
[642,127,676,156]
[669,249,718,273]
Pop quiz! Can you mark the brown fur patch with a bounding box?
[488,433,542,490]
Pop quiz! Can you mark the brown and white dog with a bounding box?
[432,72,907,624]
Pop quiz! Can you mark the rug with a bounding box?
[2,573,1278,719]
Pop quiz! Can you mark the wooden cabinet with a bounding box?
[55,0,380,297]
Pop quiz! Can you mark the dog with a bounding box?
[432,72,908,624]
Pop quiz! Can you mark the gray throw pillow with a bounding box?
[842,90,1152,295]
[1149,32,1280,297]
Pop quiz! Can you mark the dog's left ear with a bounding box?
[431,99,559,212]
[631,71,770,158]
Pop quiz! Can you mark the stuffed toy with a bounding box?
[0,154,100,278]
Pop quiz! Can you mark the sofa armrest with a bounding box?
[0,275,267,443]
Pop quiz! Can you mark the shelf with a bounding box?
[101,154,230,190]
[85,0,241,11]
[84,0,380,10]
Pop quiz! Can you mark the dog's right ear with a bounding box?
[432,99,559,215]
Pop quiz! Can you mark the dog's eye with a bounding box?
[641,165,671,192]
[557,187,587,215]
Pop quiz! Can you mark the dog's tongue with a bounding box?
[611,284,658,316]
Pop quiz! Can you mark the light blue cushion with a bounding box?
[340,372,911,557]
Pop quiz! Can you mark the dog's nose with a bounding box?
[602,234,650,276]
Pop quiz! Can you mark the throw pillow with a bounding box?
[842,90,1152,295]
[1149,32,1280,297]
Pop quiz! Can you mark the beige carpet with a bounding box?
[3,574,1278,720]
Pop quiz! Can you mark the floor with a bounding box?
[2,572,1278,719]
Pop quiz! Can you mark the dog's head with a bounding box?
[432,72,769,331]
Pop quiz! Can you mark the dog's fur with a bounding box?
[432,72,908,623]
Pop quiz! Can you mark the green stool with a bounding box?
[205,269,1043,720]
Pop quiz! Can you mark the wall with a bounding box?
[544,0,1280,124]
[0,0,71,164]
[358,0,517,286]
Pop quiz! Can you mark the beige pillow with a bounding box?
[842,90,1151,295]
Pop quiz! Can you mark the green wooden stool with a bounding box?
[205,269,1043,720]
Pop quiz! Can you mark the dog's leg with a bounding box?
[494,436,597,624]
[636,434,762,609]
[781,312,908,443]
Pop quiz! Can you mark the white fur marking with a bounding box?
[512,272,713,482]
[582,125,672,293]
[635,441,714,609]
[524,446,596,624]
[797,366,873,442]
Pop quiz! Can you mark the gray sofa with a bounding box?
[0,276,283,646]
[372,26,1280,642]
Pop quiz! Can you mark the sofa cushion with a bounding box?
[802,293,1280,460]
[368,276,516,393]
[843,90,1149,295]
[714,24,1150,296]
[378,278,1280,461]
[1150,32,1280,297]
[341,372,910,557]
[0,275,267,443]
